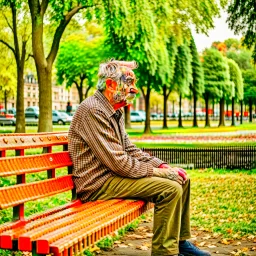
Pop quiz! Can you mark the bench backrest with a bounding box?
[0,132,74,221]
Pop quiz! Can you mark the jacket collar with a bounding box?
[94,90,123,118]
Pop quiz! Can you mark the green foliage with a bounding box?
[190,36,204,96]
[242,69,256,104]
[224,38,240,50]
[202,48,231,99]
[173,41,192,95]
[56,30,109,101]
[227,50,253,70]
[227,58,243,100]
[227,0,256,62]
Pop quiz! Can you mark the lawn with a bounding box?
[0,169,255,240]
[1,121,256,135]
[190,169,256,238]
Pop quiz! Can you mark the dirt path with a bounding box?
[99,218,256,256]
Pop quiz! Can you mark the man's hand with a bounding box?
[153,168,184,185]
[158,164,188,183]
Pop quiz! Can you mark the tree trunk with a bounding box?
[124,105,131,129]
[219,97,225,127]
[204,95,210,127]
[249,98,253,123]
[231,97,235,126]
[212,101,215,117]
[37,66,53,132]
[163,85,168,129]
[192,93,198,127]
[15,66,26,133]
[178,94,182,128]
[143,85,151,134]
[240,100,243,124]
[4,90,7,112]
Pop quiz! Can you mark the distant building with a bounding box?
[1,74,81,111]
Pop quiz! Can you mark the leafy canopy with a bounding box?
[227,58,243,100]
[202,48,231,99]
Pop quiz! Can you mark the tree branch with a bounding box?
[25,53,34,62]
[0,39,16,56]
[47,4,95,65]
[2,11,14,33]
[40,0,49,16]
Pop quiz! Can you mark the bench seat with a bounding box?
[0,133,150,256]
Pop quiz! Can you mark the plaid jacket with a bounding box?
[68,90,164,202]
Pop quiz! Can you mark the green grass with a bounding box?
[189,169,256,238]
[1,121,256,135]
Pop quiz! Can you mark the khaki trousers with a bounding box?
[88,176,191,255]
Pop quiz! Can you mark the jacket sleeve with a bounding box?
[124,133,165,167]
[78,108,154,178]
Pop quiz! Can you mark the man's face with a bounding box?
[113,67,139,104]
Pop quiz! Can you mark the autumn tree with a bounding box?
[190,36,204,127]
[0,1,31,132]
[227,58,243,126]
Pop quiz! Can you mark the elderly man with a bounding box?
[68,59,210,256]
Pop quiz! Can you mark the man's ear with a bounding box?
[106,79,117,91]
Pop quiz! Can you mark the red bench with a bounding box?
[0,132,150,256]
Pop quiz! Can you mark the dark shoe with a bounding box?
[179,240,211,256]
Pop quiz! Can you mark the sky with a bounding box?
[193,10,242,53]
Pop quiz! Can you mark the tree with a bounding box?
[0,49,16,111]
[227,58,243,126]
[202,48,230,127]
[242,69,256,122]
[190,36,204,127]
[0,1,31,132]
[227,0,256,62]
[162,36,177,129]
[224,38,240,50]
[227,50,253,70]
[56,33,107,103]
[172,42,192,128]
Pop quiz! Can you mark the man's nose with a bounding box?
[130,85,139,94]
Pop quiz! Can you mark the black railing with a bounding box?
[142,146,256,170]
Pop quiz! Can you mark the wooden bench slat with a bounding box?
[0,133,68,150]
[0,152,72,177]
[36,200,142,254]
[0,175,73,209]
[48,200,146,255]
[0,200,82,250]
[17,200,123,251]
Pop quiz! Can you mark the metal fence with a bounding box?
[142,146,256,170]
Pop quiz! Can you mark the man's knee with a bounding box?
[160,179,183,199]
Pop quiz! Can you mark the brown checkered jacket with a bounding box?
[68,90,164,202]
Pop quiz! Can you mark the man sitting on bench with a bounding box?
[68,59,210,256]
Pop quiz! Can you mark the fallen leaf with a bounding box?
[221,239,230,245]
[207,245,217,248]
[127,234,144,239]
[128,243,133,246]
[198,241,206,247]
[136,245,149,251]
[235,242,241,246]
[241,247,249,252]
[202,235,211,240]
[146,233,153,238]
[117,244,128,248]
[114,241,121,244]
